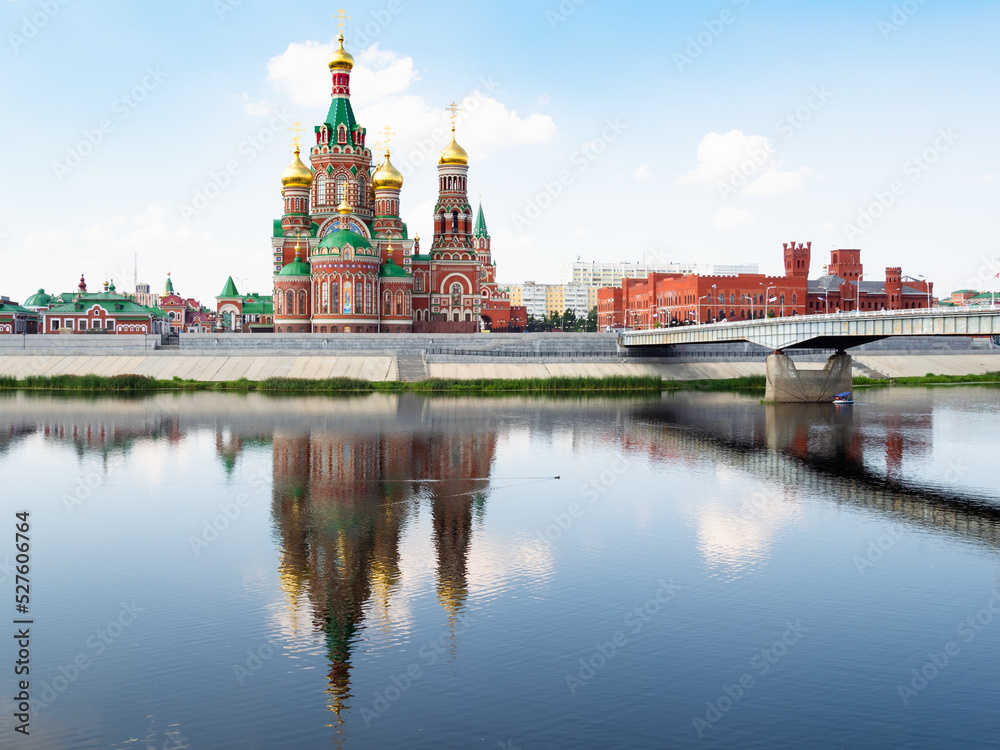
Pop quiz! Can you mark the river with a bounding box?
[1,387,998,749]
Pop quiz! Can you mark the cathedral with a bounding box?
[271,30,516,334]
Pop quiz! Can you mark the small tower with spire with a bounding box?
[279,123,314,270]
[372,125,405,242]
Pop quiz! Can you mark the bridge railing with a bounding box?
[624,304,1000,334]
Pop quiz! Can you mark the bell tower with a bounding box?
[432,103,473,252]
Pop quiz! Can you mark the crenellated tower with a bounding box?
[783,241,811,279]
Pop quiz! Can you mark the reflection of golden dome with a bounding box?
[328,33,354,71]
[439,129,469,165]
[281,147,313,187]
[372,151,404,190]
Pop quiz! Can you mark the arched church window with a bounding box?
[336,175,347,204]
[315,172,326,204]
[451,283,462,307]
[452,211,459,233]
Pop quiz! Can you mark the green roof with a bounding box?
[0,302,35,315]
[318,229,372,251]
[24,289,53,307]
[411,254,432,262]
[474,203,489,238]
[45,296,163,317]
[379,259,410,278]
[278,257,311,277]
[324,96,360,138]
[273,219,284,238]
[242,301,273,315]
[218,276,240,298]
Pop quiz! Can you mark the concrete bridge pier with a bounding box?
[765,350,852,403]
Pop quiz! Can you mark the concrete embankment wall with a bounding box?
[0,354,399,381]
[0,332,998,382]
[1,353,998,382]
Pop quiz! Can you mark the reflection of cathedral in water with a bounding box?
[269,424,496,728]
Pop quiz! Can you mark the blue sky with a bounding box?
[1,0,998,304]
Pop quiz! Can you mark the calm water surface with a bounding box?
[1,387,999,749]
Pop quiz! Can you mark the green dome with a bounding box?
[379,259,410,278]
[278,257,311,277]
[24,289,53,307]
[318,229,372,253]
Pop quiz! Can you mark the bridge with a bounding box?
[621,308,1000,402]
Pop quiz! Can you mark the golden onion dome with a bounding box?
[372,151,404,191]
[280,147,313,187]
[439,128,469,165]
[328,33,354,71]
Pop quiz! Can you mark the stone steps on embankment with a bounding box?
[395,355,428,382]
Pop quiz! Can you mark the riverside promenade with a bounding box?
[0,332,998,383]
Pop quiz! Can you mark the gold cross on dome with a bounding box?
[447,101,461,129]
[335,8,350,33]
[288,121,305,150]
[380,124,395,153]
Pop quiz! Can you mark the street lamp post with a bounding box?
[710,284,717,323]
[764,286,776,319]
[699,294,709,324]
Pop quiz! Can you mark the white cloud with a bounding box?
[263,39,556,165]
[741,168,806,197]
[981,173,996,183]
[22,206,216,296]
[680,129,816,198]
[714,207,754,231]
[537,93,551,104]
[679,130,776,186]
[234,93,274,117]
[634,163,652,181]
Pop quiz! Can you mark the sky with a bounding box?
[1,0,998,305]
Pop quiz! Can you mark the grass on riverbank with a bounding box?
[854,371,1000,387]
[0,373,667,394]
[5,371,996,396]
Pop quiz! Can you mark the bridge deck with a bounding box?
[622,307,1000,350]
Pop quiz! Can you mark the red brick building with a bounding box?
[598,242,934,329]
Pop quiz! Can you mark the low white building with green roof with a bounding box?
[40,278,169,335]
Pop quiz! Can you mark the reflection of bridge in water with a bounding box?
[628,396,1000,550]
[623,308,1000,401]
